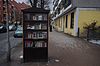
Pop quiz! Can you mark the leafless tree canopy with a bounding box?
[28,0,50,9]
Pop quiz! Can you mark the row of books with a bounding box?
[27,23,47,30]
[27,32,47,39]
[25,41,47,47]
[24,14,47,21]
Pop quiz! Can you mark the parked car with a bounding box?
[9,25,16,31]
[14,26,23,38]
[0,24,7,33]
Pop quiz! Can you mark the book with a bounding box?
[33,16,37,20]
[41,24,47,29]
[25,41,33,47]
[38,15,42,20]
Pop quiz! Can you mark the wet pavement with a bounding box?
[0,31,100,66]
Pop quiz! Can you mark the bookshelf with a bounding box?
[22,7,49,62]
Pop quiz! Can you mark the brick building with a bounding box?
[0,0,30,24]
[0,0,3,24]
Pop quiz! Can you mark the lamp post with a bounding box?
[5,0,11,62]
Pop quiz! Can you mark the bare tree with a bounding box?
[44,0,51,5]
[44,0,51,9]
[28,0,50,9]
[29,0,33,6]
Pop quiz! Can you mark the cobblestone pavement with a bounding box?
[0,31,100,66]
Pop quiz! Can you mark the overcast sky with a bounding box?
[16,0,27,3]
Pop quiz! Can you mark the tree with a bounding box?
[28,0,50,9]
[84,20,98,30]
[83,20,100,40]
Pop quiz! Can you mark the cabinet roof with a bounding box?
[22,7,50,13]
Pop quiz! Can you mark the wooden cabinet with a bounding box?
[22,7,49,62]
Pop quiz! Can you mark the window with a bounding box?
[58,8,60,14]
[59,19,60,27]
[66,15,68,28]
[68,0,71,5]
[63,0,71,9]
[70,12,74,28]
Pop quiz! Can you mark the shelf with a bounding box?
[24,29,47,32]
[24,38,48,41]
[23,20,48,23]
[24,47,47,49]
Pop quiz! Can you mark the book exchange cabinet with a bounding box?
[22,7,49,62]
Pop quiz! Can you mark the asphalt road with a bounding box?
[0,31,14,41]
[0,31,22,61]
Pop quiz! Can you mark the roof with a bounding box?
[72,0,100,8]
[22,7,50,13]
[10,0,30,12]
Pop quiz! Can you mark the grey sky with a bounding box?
[16,0,27,3]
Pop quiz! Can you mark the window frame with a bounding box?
[66,15,68,28]
[70,12,74,28]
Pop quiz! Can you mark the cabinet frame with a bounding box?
[22,7,49,62]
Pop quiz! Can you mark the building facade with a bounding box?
[0,0,3,24]
[0,0,30,24]
[52,0,100,37]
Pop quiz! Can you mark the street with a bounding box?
[0,0,100,66]
[0,31,14,41]
[0,31,22,63]
[0,31,100,66]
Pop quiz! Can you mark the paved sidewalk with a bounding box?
[0,37,22,63]
[0,31,100,66]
